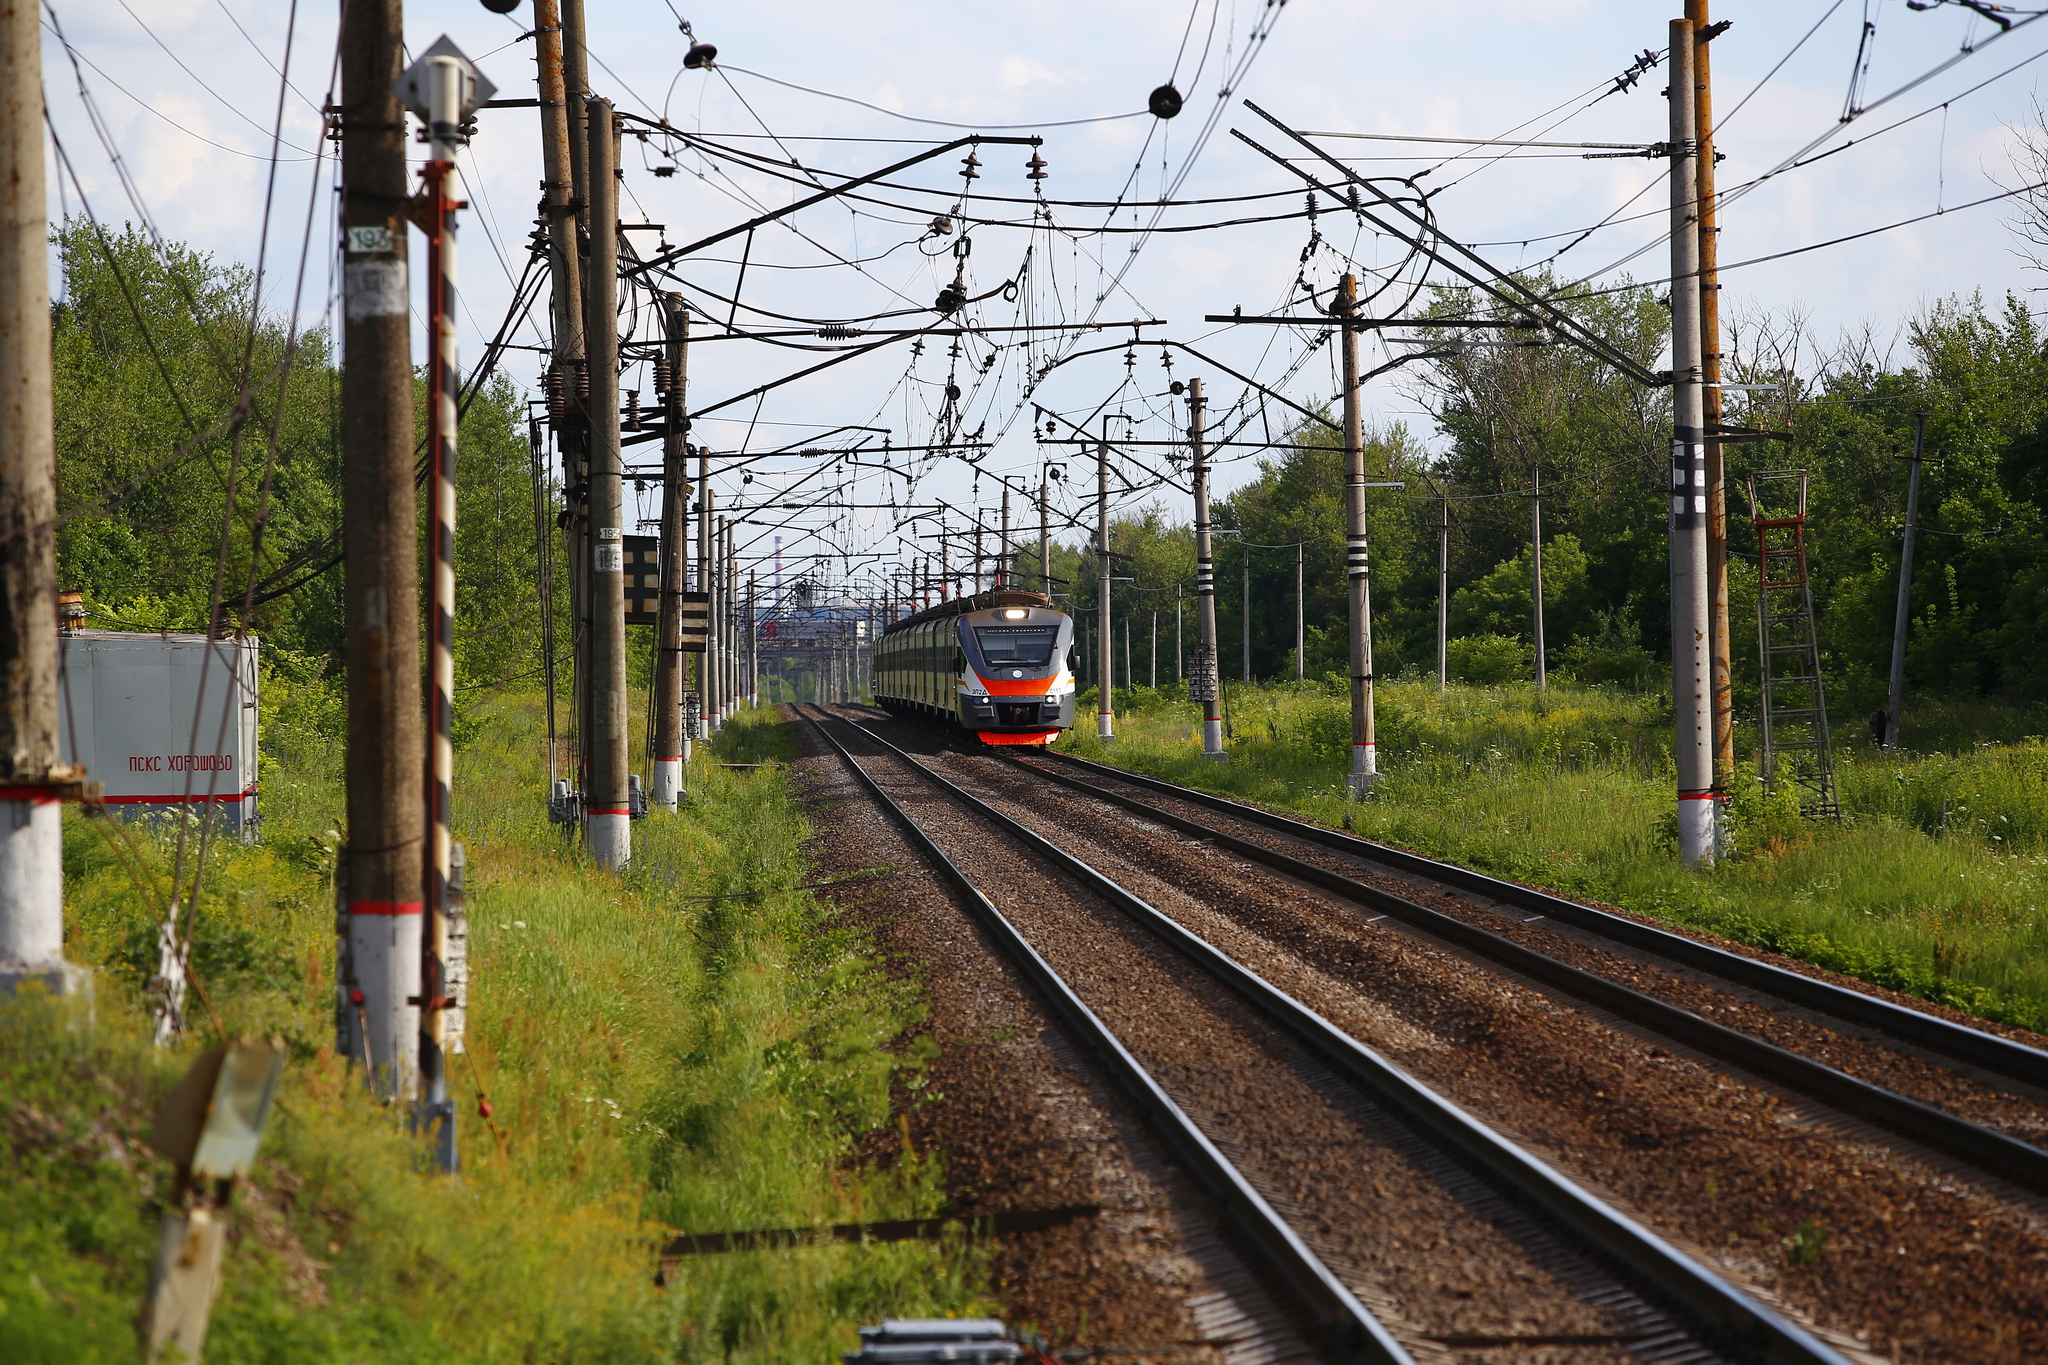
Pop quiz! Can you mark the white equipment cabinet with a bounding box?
[57,631,260,831]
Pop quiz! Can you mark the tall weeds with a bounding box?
[6,701,984,1362]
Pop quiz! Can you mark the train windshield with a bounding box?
[974,626,1059,667]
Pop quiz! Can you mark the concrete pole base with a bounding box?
[1676,796,1718,869]
[1201,719,1226,761]
[0,960,92,998]
[1,795,65,970]
[650,758,681,809]
[587,812,631,870]
[1096,712,1115,743]
[1348,744,1379,799]
[345,910,422,1100]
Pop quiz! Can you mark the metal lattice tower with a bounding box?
[1744,472,1840,821]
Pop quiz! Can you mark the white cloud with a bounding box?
[997,56,1082,91]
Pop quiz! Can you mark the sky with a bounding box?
[40,0,2048,597]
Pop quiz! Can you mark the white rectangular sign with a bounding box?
[57,631,261,831]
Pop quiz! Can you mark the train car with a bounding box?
[872,589,1075,745]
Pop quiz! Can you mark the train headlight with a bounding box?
[1000,608,1028,620]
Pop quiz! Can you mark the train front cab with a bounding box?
[954,603,1073,745]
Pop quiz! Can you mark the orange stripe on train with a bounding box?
[973,672,1055,696]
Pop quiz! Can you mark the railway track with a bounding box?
[1033,745,2048,1097]
[999,744,2048,1196]
[797,704,1857,1365]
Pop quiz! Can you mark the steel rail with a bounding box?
[821,709,1853,1365]
[1010,750,2048,1197]
[791,706,1412,1364]
[1036,748,2048,1091]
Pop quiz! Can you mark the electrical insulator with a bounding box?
[575,366,591,406]
[543,366,569,425]
[624,389,641,431]
[959,152,981,183]
[653,358,674,396]
[1026,152,1048,181]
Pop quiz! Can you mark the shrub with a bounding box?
[1447,633,1532,685]
[1556,598,1661,691]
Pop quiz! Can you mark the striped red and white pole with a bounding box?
[419,54,465,1171]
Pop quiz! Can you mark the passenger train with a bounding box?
[872,590,1076,744]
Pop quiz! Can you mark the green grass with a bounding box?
[4,695,987,1363]
[1064,678,2048,1036]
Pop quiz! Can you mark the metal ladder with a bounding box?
[1744,471,1840,821]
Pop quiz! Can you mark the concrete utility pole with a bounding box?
[1690,0,1735,793]
[1242,554,1251,682]
[583,99,631,870]
[1295,542,1305,681]
[562,0,590,239]
[0,0,83,998]
[1667,19,1716,867]
[699,457,716,733]
[1190,379,1225,758]
[999,486,1011,589]
[536,1,582,373]
[721,519,736,722]
[1123,618,1131,697]
[1096,434,1114,741]
[1884,411,1929,749]
[534,0,578,796]
[336,0,420,1090]
[745,571,757,708]
[1175,582,1183,683]
[651,295,689,809]
[561,0,594,797]
[1437,494,1450,692]
[1531,463,1546,691]
[731,529,741,715]
[1150,610,1158,689]
[1038,476,1052,594]
[1338,274,1379,795]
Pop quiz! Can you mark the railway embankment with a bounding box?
[5,697,984,1361]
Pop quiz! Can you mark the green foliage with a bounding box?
[1446,633,1532,684]
[52,224,558,715]
[1450,533,1591,642]
[54,223,343,657]
[10,703,984,1362]
[1554,599,1661,690]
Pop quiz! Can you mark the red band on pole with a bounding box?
[97,787,258,805]
[350,900,424,916]
[589,807,633,816]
